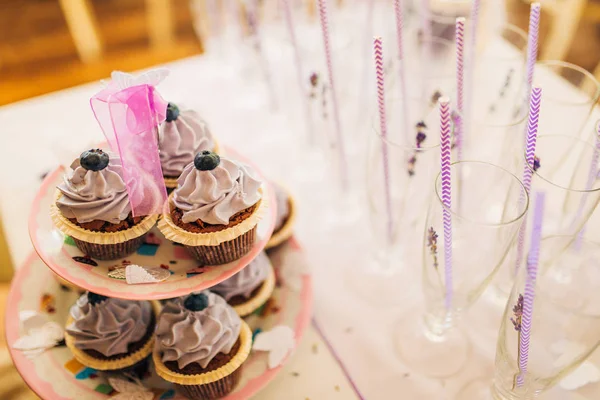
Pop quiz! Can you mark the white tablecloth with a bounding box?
[2,4,600,399]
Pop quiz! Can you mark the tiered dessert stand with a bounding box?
[6,146,313,399]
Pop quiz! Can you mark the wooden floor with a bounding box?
[0,0,203,105]
[1,0,600,106]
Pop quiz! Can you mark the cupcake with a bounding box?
[64,292,160,372]
[50,149,158,260]
[158,151,266,265]
[211,251,275,317]
[159,102,218,191]
[153,292,252,399]
[266,182,296,249]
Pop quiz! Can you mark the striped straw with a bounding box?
[247,3,278,111]
[282,0,315,146]
[455,17,465,160]
[439,96,453,309]
[464,0,481,141]
[317,0,349,191]
[393,0,410,142]
[517,191,546,387]
[525,3,541,90]
[514,87,542,275]
[374,37,393,243]
[420,0,432,43]
[574,120,600,249]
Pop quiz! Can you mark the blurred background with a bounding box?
[1,0,600,398]
[0,0,600,106]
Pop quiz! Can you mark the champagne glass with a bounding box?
[534,61,600,141]
[491,133,600,304]
[458,235,600,399]
[394,161,529,377]
[348,96,445,305]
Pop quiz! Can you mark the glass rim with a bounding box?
[525,134,600,193]
[538,235,600,318]
[478,24,528,62]
[369,96,456,150]
[536,60,600,105]
[403,36,457,80]
[434,160,529,226]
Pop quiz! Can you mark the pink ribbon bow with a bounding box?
[90,70,169,217]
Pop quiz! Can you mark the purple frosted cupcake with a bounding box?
[153,292,252,399]
[158,151,266,265]
[266,182,296,249]
[159,103,218,191]
[50,149,158,260]
[212,251,275,316]
[64,292,159,372]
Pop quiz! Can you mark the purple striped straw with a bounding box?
[574,120,600,249]
[393,0,410,142]
[517,191,546,387]
[317,0,349,191]
[439,96,453,309]
[282,0,315,146]
[514,87,542,275]
[420,0,432,43]
[374,37,393,243]
[455,17,465,160]
[525,3,541,90]
[464,0,481,142]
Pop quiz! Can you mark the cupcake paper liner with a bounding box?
[185,227,256,264]
[266,188,297,250]
[50,191,158,245]
[64,301,161,371]
[232,262,276,317]
[157,188,267,247]
[178,367,243,400]
[163,140,221,190]
[72,236,145,260]
[153,321,252,386]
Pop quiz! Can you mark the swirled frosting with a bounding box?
[158,109,215,177]
[212,251,271,301]
[66,294,152,357]
[56,153,131,224]
[172,157,262,225]
[273,183,290,232]
[155,292,242,369]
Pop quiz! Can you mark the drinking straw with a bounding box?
[525,3,541,91]
[574,120,600,249]
[420,0,432,114]
[374,37,393,243]
[514,87,542,275]
[439,96,453,309]
[247,2,278,111]
[358,0,375,136]
[393,0,410,142]
[282,0,315,146]
[464,0,481,143]
[517,191,545,387]
[317,0,349,190]
[455,17,465,160]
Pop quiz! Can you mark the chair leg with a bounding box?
[146,0,174,48]
[58,0,102,63]
[541,0,587,61]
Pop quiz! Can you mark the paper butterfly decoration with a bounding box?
[109,69,170,91]
[552,340,600,390]
[108,264,170,284]
[12,311,63,358]
[252,325,295,369]
[108,376,153,400]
